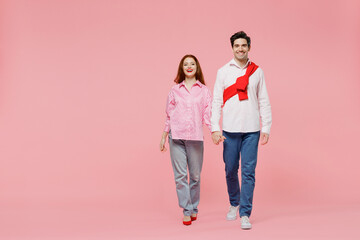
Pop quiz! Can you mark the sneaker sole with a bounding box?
[226,216,237,221]
[241,226,252,230]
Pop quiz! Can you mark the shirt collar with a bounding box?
[179,80,203,88]
[229,58,251,69]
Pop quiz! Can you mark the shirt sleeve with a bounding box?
[164,89,175,132]
[257,70,272,134]
[211,69,224,132]
[202,87,212,132]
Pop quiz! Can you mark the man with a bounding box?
[211,31,272,230]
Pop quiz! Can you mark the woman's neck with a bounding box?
[184,77,196,83]
[184,77,196,91]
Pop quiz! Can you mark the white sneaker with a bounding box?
[241,216,252,230]
[226,205,239,220]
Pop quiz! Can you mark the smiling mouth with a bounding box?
[187,69,193,72]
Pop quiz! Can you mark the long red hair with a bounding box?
[174,55,205,85]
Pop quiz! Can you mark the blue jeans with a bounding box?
[223,130,260,217]
[168,132,204,216]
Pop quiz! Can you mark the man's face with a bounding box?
[232,38,250,62]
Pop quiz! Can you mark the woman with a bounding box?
[160,54,212,226]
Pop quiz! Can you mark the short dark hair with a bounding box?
[230,31,251,47]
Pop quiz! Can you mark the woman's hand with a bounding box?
[160,131,169,152]
[160,137,167,152]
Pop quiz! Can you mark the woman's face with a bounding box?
[183,57,197,79]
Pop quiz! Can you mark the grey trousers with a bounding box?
[169,133,204,216]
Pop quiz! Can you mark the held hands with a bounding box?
[211,131,226,145]
[211,131,269,145]
[260,132,269,145]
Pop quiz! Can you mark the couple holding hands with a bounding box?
[159,31,272,230]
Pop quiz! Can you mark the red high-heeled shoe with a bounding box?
[190,214,197,221]
[183,216,192,225]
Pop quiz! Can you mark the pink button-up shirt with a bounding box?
[164,80,212,141]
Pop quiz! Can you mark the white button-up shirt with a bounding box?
[211,59,272,134]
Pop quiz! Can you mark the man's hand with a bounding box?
[211,131,226,145]
[260,132,269,145]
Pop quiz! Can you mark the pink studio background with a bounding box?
[1,0,360,239]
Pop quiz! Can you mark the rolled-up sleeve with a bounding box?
[257,70,272,134]
[164,90,175,132]
[203,87,212,132]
